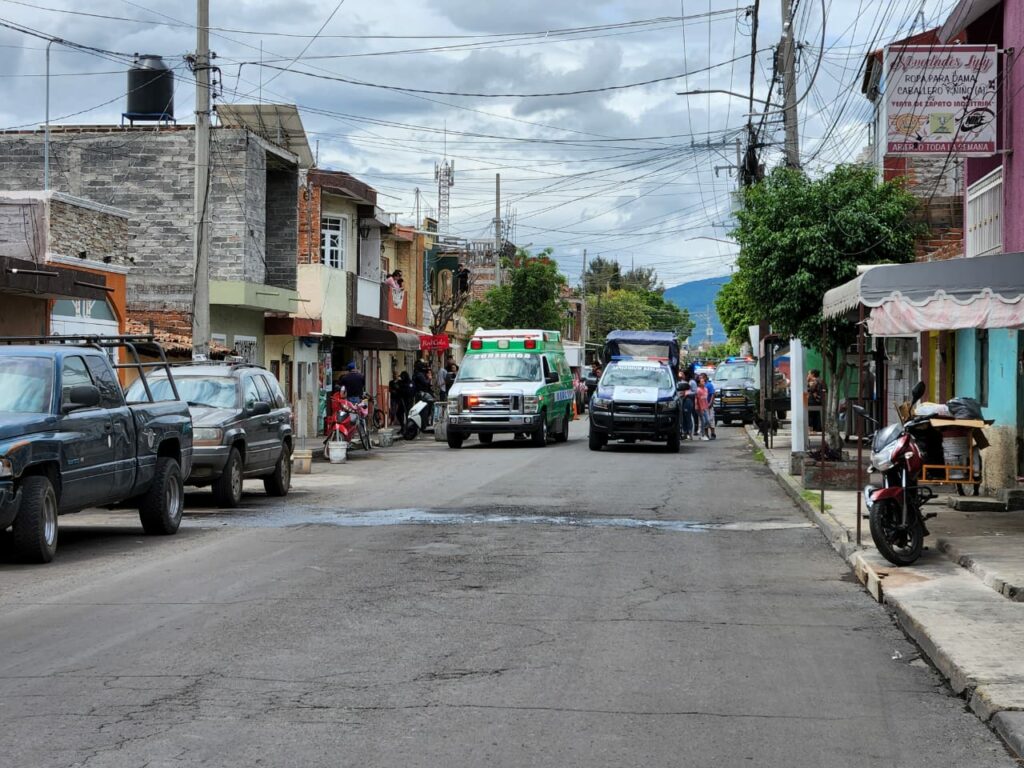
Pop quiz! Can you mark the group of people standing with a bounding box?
[679,364,718,441]
[387,358,459,425]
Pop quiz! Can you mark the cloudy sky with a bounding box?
[0,0,958,288]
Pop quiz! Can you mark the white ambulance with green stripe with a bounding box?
[446,329,575,448]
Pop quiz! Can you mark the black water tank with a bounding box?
[126,55,174,121]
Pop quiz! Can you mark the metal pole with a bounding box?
[581,248,587,360]
[780,0,800,168]
[192,0,211,358]
[494,173,502,287]
[820,322,826,515]
[44,40,52,191]
[856,303,865,546]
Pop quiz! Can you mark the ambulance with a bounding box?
[446,329,575,448]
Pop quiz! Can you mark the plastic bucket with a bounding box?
[327,440,349,464]
[379,429,396,447]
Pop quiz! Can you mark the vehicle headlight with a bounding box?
[447,397,460,414]
[657,400,676,412]
[871,444,897,472]
[193,427,224,445]
[0,458,12,478]
[745,387,757,394]
[524,395,540,413]
[591,396,611,410]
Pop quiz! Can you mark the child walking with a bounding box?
[695,377,711,441]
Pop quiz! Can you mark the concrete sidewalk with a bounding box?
[747,423,1024,757]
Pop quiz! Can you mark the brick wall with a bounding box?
[0,128,297,312]
[49,199,128,263]
[912,195,964,262]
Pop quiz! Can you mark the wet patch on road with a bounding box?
[184,505,813,533]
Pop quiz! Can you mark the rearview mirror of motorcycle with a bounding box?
[852,404,866,416]
[911,381,926,404]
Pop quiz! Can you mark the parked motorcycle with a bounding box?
[326,396,372,452]
[403,391,435,440]
[854,381,936,566]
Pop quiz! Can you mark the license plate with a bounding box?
[724,396,745,404]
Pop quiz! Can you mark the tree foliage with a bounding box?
[729,164,920,444]
[621,266,663,293]
[582,258,693,344]
[715,273,758,346]
[464,248,567,331]
[587,290,652,340]
[582,256,622,293]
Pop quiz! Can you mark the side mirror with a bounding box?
[676,381,687,392]
[911,381,926,404]
[545,371,559,384]
[61,384,101,413]
[851,404,866,417]
[249,401,272,416]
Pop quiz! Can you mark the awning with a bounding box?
[822,253,1024,335]
[1,255,111,302]
[345,326,421,351]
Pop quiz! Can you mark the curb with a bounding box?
[744,426,1024,759]
[936,537,1024,602]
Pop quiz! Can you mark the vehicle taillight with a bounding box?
[470,339,482,350]
[524,339,537,349]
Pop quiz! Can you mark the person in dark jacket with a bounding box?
[338,361,365,401]
[413,360,432,396]
[398,371,415,417]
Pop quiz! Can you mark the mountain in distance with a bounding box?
[663,275,731,346]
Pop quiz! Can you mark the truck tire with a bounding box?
[554,406,571,443]
[531,411,548,447]
[447,433,464,449]
[588,429,606,452]
[12,475,58,563]
[139,456,184,535]
[263,443,291,497]
[667,430,681,453]
[212,447,243,508]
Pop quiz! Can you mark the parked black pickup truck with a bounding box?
[0,336,193,563]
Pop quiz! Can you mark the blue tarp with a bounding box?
[603,330,680,376]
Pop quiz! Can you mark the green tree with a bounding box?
[715,274,758,346]
[587,289,651,340]
[621,266,663,293]
[730,164,919,445]
[582,256,622,294]
[465,248,567,331]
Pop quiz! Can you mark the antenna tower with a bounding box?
[435,160,455,234]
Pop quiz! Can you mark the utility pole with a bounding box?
[493,173,502,287]
[779,0,800,169]
[580,248,587,361]
[192,0,211,358]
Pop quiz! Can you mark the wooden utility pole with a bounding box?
[780,0,800,169]
[192,0,211,357]
[493,173,502,287]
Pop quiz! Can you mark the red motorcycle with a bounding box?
[325,394,372,452]
[854,381,937,566]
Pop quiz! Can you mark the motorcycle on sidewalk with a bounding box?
[854,381,936,566]
[402,391,435,440]
[325,396,372,454]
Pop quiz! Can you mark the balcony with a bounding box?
[294,263,348,337]
[967,167,1002,258]
[356,275,381,319]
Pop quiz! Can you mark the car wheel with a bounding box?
[478,433,493,445]
[554,406,571,443]
[263,443,291,497]
[531,411,547,447]
[11,475,58,563]
[588,429,606,452]
[447,434,464,449]
[139,456,184,535]
[212,447,243,508]
[667,430,681,453]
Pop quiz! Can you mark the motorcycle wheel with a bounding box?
[402,420,419,440]
[358,421,371,452]
[869,499,924,566]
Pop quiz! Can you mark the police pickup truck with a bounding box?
[588,357,682,452]
[0,336,192,563]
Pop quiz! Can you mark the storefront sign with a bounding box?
[885,45,998,156]
[419,334,450,352]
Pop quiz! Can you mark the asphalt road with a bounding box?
[0,420,1015,767]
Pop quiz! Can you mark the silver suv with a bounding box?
[126,363,292,507]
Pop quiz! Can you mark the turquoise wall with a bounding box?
[954,328,1017,425]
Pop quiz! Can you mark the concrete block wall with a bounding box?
[0,128,297,313]
[265,167,298,290]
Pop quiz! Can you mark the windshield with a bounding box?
[0,357,53,414]
[715,363,756,382]
[601,365,673,389]
[127,375,237,408]
[458,354,541,382]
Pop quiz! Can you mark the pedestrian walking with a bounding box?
[700,373,717,440]
[807,369,823,432]
[679,372,695,440]
[695,378,710,441]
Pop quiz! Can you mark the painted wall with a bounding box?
[0,295,46,335]
[296,262,348,337]
[210,305,265,363]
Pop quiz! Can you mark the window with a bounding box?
[61,356,93,405]
[242,377,261,409]
[977,329,989,407]
[0,357,53,414]
[966,167,1002,258]
[233,335,258,365]
[85,356,124,408]
[264,375,288,408]
[321,216,348,269]
[254,375,275,405]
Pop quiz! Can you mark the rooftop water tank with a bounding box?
[124,54,174,124]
